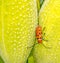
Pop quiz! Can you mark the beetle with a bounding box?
[28,26,51,49]
[36,26,42,43]
[35,25,51,48]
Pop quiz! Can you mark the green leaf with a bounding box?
[27,56,34,63]
[40,0,44,7]
[0,56,4,63]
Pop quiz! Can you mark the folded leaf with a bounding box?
[0,0,38,63]
[33,0,60,63]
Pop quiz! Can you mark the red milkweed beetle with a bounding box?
[36,26,42,43]
[35,25,51,48]
[28,26,51,49]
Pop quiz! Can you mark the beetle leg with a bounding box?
[43,33,46,36]
[42,38,48,42]
[42,27,46,32]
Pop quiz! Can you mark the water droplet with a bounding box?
[16,16,19,19]
[18,2,21,4]
[14,48,16,51]
[12,7,14,10]
[12,13,15,15]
